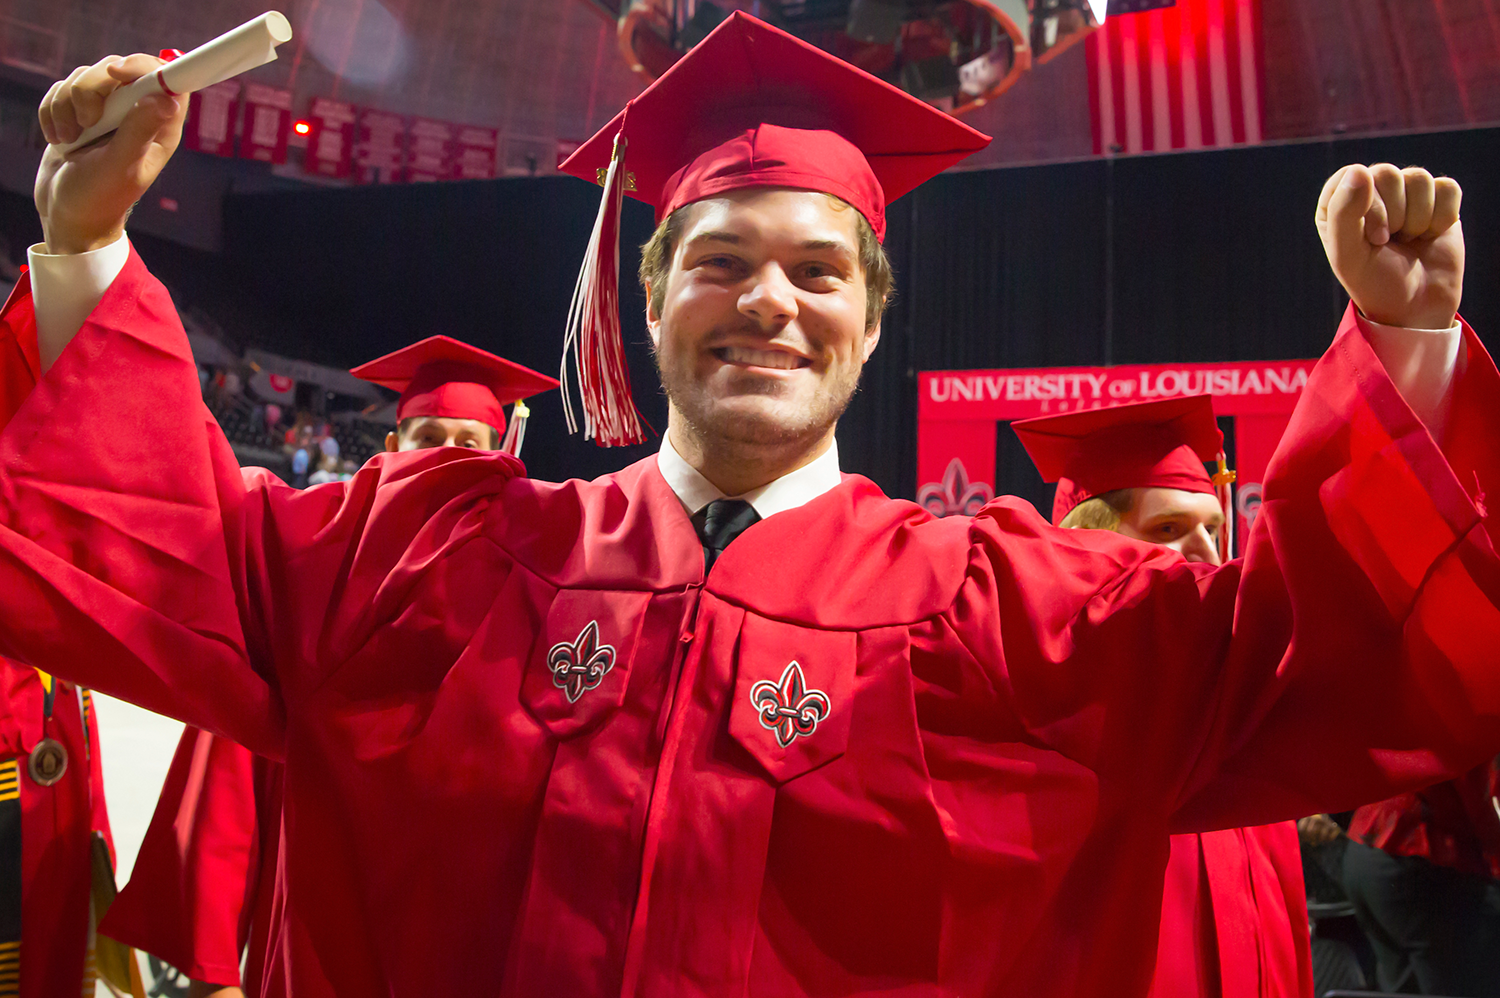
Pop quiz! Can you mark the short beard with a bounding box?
[654,343,862,451]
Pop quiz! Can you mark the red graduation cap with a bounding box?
[1012,394,1236,557]
[350,335,560,434]
[556,11,992,446]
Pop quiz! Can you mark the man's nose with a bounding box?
[739,265,798,328]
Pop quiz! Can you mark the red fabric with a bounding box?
[558,13,991,241]
[1348,762,1500,880]
[397,379,505,431]
[1149,825,1312,998]
[101,727,285,993]
[0,278,113,998]
[1053,440,1214,524]
[662,123,886,238]
[0,271,38,431]
[2,253,1500,995]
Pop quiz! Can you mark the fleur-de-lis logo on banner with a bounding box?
[916,458,994,518]
[547,621,616,703]
[750,661,831,748]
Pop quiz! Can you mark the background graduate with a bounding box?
[1015,394,1309,998]
[99,338,558,998]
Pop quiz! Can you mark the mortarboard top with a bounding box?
[555,12,991,447]
[350,335,560,433]
[559,11,991,243]
[1012,395,1226,527]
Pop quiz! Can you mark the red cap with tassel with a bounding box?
[557,11,991,446]
[351,335,560,456]
[1012,394,1237,561]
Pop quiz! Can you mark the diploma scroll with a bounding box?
[55,12,294,155]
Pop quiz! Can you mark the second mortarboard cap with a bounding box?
[351,335,560,435]
[556,11,992,447]
[1012,395,1228,527]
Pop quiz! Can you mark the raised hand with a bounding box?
[35,53,187,255]
[1316,164,1464,330]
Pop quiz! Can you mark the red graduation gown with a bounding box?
[0,661,113,998]
[0,283,115,998]
[100,727,286,997]
[1149,825,1311,998]
[1,250,1500,997]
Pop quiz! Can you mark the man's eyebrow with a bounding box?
[686,230,743,245]
[1149,508,1223,523]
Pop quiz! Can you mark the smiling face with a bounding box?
[1114,486,1224,566]
[646,188,882,453]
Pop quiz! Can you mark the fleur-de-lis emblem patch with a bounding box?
[750,661,831,748]
[547,621,616,703]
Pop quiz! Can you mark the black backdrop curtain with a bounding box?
[10,125,1497,510]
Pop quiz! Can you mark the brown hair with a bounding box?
[1058,489,1136,531]
[639,193,893,331]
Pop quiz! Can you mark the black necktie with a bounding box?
[694,499,761,572]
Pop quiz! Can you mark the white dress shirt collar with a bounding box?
[656,432,843,519]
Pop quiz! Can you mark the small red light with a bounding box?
[293,120,312,135]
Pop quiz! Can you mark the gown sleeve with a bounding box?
[0,247,522,756]
[99,727,257,987]
[952,304,1500,832]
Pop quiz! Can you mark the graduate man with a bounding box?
[99,339,559,998]
[1013,395,1311,998]
[8,11,1500,997]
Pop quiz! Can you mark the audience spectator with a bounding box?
[308,452,342,486]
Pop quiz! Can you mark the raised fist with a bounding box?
[35,53,186,255]
[1316,164,1464,330]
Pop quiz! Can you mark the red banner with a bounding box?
[305,97,357,179]
[407,117,454,183]
[454,125,499,180]
[183,80,240,157]
[916,357,1319,552]
[1086,0,1264,156]
[240,83,292,165]
[355,108,407,185]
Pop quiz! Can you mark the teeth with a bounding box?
[720,346,803,370]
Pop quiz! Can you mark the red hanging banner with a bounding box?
[304,97,357,179]
[453,125,499,180]
[407,117,455,183]
[182,80,241,158]
[240,83,292,164]
[355,108,408,185]
[916,357,1319,552]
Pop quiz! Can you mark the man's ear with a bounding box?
[861,315,883,363]
[384,431,399,453]
[645,283,663,350]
